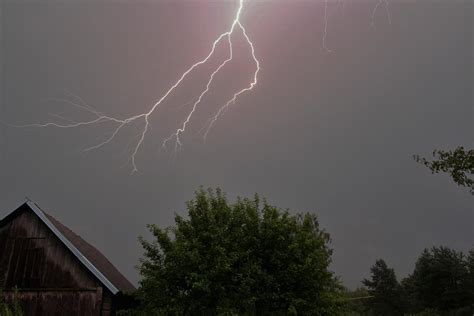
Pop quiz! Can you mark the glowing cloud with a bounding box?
[5,0,393,173]
[9,0,259,174]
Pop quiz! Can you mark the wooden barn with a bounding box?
[0,201,136,315]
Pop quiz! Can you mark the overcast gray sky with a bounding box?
[0,0,472,288]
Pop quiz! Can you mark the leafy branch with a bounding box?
[414,146,474,195]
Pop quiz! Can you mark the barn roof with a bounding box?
[0,201,136,295]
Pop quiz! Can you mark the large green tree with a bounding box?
[362,259,404,316]
[414,146,474,194]
[403,247,472,314]
[136,188,342,315]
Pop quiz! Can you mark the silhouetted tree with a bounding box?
[362,259,403,316]
[404,247,471,314]
[137,188,343,315]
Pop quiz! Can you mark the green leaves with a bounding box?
[362,260,403,316]
[414,146,474,194]
[136,188,342,315]
[358,248,474,315]
[0,287,23,316]
[406,247,472,313]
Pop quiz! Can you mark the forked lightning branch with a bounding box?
[6,0,392,173]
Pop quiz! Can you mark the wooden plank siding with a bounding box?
[0,206,113,315]
[3,290,109,316]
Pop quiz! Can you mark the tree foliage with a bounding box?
[354,248,474,316]
[403,247,472,314]
[136,188,342,315]
[414,146,474,194]
[362,260,403,316]
[0,287,23,316]
[467,250,474,304]
[340,287,372,316]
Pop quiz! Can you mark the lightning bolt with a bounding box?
[321,0,393,52]
[7,0,260,174]
[322,0,332,53]
[4,0,396,173]
[337,0,346,16]
[372,0,392,27]
[203,22,260,140]
[164,5,260,151]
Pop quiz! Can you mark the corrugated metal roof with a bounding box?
[0,201,136,295]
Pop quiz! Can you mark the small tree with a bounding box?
[137,188,342,315]
[414,146,474,194]
[362,259,403,316]
[0,287,23,316]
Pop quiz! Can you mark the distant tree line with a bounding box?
[344,247,474,315]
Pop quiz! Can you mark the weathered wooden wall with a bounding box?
[0,207,112,315]
[3,290,105,316]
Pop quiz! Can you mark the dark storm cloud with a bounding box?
[0,0,472,288]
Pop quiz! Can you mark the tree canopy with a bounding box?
[136,188,342,315]
[403,247,472,314]
[362,259,403,316]
[353,247,474,316]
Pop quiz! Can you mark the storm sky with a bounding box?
[0,0,472,288]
